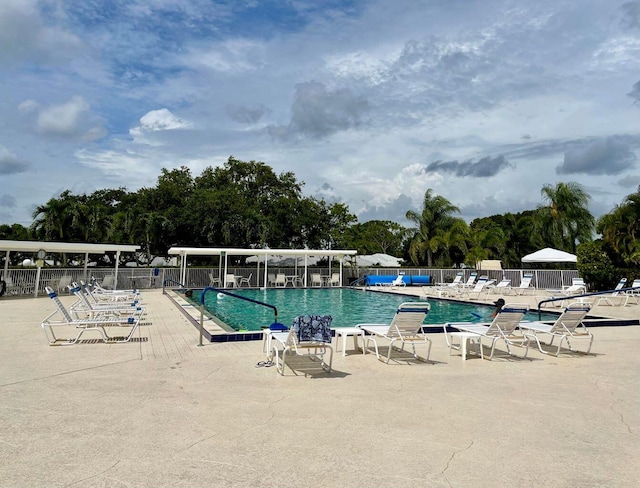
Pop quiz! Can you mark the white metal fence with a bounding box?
[1,266,580,297]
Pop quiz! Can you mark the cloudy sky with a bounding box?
[0,0,638,228]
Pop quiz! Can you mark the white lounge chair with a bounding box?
[542,278,588,307]
[357,302,432,363]
[69,284,145,320]
[447,304,530,360]
[437,271,463,287]
[42,287,141,345]
[595,278,627,306]
[390,275,406,287]
[562,278,587,294]
[91,276,137,295]
[515,273,534,295]
[81,280,140,303]
[459,272,478,290]
[519,303,593,356]
[621,279,640,306]
[459,275,489,299]
[431,272,464,297]
[485,278,512,296]
[269,315,333,375]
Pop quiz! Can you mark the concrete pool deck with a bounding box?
[1,289,639,487]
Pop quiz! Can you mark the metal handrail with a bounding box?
[198,286,279,346]
[162,278,185,294]
[349,276,368,287]
[536,286,640,319]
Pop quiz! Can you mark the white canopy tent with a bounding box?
[0,240,140,295]
[167,247,358,288]
[351,253,403,267]
[521,247,577,263]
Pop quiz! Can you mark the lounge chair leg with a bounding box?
[366,336,380,360]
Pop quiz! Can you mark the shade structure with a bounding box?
[521,247,577,263]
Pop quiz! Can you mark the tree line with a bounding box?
[0,156,638,286]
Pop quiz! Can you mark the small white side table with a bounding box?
[333,327,366,357]
[448,331,482,360]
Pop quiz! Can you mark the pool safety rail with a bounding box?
[162,278,186,294]
[349,276,368,287]
[536,285,640,319]
[198,287,279,346]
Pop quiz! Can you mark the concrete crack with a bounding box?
[0,358,141,388]
[181,432,220,452]
[611,400,633,434]
[64,460,121,487]
[442,440,474,487]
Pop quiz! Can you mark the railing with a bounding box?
[349,276,368,287]
[197,286,279,346]
[0,266,588,297]
[536,286,640,319]
[162,278,186,294]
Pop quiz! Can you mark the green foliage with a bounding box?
[21,156,358,263]
[597,185,640,267]
[340,220,408,256]
[470,211,543,268]
[406,189,464,266]
[576,241,617,291]
[0,223,30,241]
[536,181,594,253]
[10,158,637,273]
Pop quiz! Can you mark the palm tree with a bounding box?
[597,185,640,265]
[31,194,72,240]
[406,189,461,266]
[537,182,594,253]
[465,227,505,268]
[431,220,469,267]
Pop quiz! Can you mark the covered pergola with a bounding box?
[167,247,358,288]
[0,240,140,296]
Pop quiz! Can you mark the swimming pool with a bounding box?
[187,288,558,332]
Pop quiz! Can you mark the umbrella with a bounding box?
[521,247,577,263]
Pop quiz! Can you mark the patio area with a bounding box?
[0,289,638,487]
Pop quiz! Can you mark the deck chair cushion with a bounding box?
[293,315,332,343]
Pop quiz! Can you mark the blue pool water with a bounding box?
[187,288,557,332]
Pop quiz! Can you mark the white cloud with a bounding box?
[0,0,82,64]
[75,148,159,184]
[0,194,17,207]
[0,145,29,175]
[0,0,638,227]
[18,96,108,141]
[129,108,194,145]
[17,99,39,114]
[183,39,266,73]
